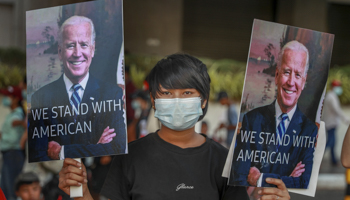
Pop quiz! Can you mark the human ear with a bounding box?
[150,93,155,109]
[275,68,279,85]
[202,99,208,109]
[58,45,62,60]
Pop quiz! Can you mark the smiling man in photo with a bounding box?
[231,40,318,189]
[28,16,126,162]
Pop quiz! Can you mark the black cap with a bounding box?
[15,172,40,191]
[217,91,228,101]
[132,90,149,101]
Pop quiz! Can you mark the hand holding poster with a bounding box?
[227,19,334,190]
[26,0,126,163]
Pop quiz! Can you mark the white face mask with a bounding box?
[154,97,203,131]
[333,86,343,96]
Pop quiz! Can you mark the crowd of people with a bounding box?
[1,63,350,200]
[1,14,350,200]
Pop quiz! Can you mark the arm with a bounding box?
[342,125,350,168]
[63,90,126,158]
[261,126,318,188]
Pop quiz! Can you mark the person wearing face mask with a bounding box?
[129,90,151,141]
[58,53,290,200]
[322,80,350,166]
[0,86,25,200]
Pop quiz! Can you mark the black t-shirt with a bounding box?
[101,132,248,200]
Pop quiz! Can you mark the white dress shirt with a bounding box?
[256,101,297,187]
[59,73,89,160]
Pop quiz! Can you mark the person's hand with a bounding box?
[258,178,290,200]
[290,161,305,177]
[48,141,61,160]
[97,126,116,144]
[59,158,92,199]
[248,167,261,186]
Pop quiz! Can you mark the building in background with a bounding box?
[0,0,350,65]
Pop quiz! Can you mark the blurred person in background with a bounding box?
[125,65,137,125]
[0,86,25,200]
[18,75,27,112]
[130,90,151,140]
[323,80,350,166]
[15,172,43,200]
[215,91,238,148]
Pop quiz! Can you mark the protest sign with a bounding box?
[26,0,127,163]
[226,19,334,190]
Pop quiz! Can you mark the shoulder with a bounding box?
[246,104,271,116]
[33,77,63,97]
[31,77,63,106]
[204,136,230,165]
[243,103,273,122]
[127,133,156,155]
[89,75,123,97]
[299,111,318,130]
[207,136,229,155]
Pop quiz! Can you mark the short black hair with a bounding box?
[15,172,40,191]
[132,90,150,102]
[217,91,228,101]
[147,53,210,121]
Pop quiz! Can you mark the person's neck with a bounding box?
[158,126,205,149]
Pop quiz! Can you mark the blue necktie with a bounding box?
[70,84,82,120]
[277,113,288,149]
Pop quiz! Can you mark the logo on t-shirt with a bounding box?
[176,183,194,191]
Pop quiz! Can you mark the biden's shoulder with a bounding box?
[32,76,63,97]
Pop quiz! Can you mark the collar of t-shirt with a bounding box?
[153,131,209,155]
[63,72,89,100]
[274,100,297,133]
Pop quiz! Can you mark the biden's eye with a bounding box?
[67,44,75,49]
[81,43,89,48]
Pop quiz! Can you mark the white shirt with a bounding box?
[63,73,89,100]
[322,90,349,130]
[275,100,297,134]
[257,101,297,187]
[59,73,90,160]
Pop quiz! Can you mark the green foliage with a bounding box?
[125,54,246,101]
[328,65,350,104]
[1,51,348,104]
[0,64,25,89]
[126,54,350,104]
[0,47,26,68]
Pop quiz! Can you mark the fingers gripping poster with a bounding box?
[225,19,334,191]
[26,0,127,162]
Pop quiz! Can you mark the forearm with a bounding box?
[12,120,26,127]
[342,125,350,168]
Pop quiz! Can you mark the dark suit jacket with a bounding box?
[230,101,318,188]
[28,75,126,162]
